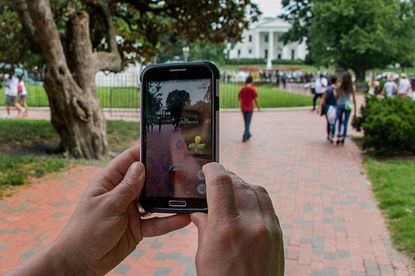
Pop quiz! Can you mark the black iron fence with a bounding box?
[0,72,313,115]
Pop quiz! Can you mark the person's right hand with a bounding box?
[191,163,285,276]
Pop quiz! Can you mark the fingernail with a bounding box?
[130,162,144,177]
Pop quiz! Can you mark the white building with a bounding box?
[227,17,308,63]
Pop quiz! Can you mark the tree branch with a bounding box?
[91,2,122,72]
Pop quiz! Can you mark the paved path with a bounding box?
[1,110,414,275]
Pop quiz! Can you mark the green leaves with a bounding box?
[282,0,415,78]
[356,97,415,155]
[1,0,260,66]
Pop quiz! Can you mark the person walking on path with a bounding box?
[3,68,22,118]
[368,74,380,96]
[317,75,338,143]
[382,75,397,98]
[335,72,357,145]
[312,74,328,111]
[238,76,260,143]
[397,73,411,98]
[17,75,29,117]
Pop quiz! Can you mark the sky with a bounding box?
[253,0,282,17]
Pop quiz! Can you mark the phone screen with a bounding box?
[144,78,212,198]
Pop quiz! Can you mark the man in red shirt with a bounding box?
[238,76,260,142]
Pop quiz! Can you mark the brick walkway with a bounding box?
[1,110,414,275]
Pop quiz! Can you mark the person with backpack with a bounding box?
[335,72,357,145]
[317,75,338,143]
[382,75,397,98]
[312,74,328,111]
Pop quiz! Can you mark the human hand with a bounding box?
[11,146,190,275]
[191,163,284,276]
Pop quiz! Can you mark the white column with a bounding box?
[268,31,274,63]
[255,31,260,58]
[282,45,289,60]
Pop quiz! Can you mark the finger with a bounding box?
[203,162,238,221]
[141,214,191,237]
[251,185,280,230]
[230,174,262,218]
[92,145,140,194]
[108,162,145,211]
[190,212,208,230]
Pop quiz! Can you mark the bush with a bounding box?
[225,58,306,66]
[272,59,305,65]
[225,58,266,65]
[353,97,415,155]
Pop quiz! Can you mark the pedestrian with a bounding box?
[281,73,287,89]
[397,73,411,98]
[17,75,29,117]
[382,75,397,98]
[335,72,357,145]
[10,146,285,275]
[368,74,380,96]
[238,76,260,142]
[317,75,338,143]
[312,74,328,111]
[3,68,22,118]
[275,70,280,87]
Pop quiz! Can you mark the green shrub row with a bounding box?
[225,58,305,66]
[353,97,415,155]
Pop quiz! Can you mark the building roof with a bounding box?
[251,16,291,32]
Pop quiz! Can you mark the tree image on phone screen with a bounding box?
[145,79,212,198]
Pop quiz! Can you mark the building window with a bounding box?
[248,35,252,42]
[291,49,295,60]
[278,53,282,60]
[264,49,268,59]
[248,49,252,54]
[238,49,241,58]
[264,34,269,42]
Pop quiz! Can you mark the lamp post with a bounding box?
[182,46,190,62]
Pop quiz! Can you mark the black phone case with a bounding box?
[139,61,220,213]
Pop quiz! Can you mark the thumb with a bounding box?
[190,212,208,230]
[110,162,145,211]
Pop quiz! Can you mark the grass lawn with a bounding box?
[0,119,139,194]
[364,157,415,260]
[1,82,312,109]
[0,84,139,109]
[220,83,312,108]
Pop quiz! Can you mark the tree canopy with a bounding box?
[166,89,190,119]
[281,0,415,80]
[1,0,260,68]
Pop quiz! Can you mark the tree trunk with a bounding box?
[353,67,366,82]
[26,0,121,159]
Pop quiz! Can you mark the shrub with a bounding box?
[225,58,266,65]
[225,58,306,66]
[353,97,415,155]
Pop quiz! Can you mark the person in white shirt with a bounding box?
[382,75,397,98]
[3,68,22,118]
[397,73,411,97]
[18,75,29,117]
[312,74,328,111]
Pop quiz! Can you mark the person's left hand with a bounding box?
[11,145,191,275]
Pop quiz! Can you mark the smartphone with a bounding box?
[139,61,219,213]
